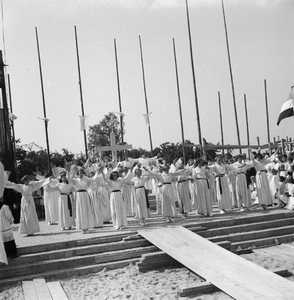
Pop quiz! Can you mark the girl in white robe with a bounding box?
[102,169,133,230]
[250,151,274,209]
[130,168,150,225]
[143,166,189,223]
[43,175,59,225]
[211,156,231,213]
[69,168,97,234]
[51,172,75,230]
[231,156,253,210]
[88,171,104,228]
[5,175,48,235]
[175,166,193,218]
[192,159,212,217]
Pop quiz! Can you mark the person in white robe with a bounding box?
[43,173,59,225]
[102,168,134,230]
[211,156,232,214]
[130,168,150,225]
[68,167,98,234]
[5,175,49,236]
[143,165,189,223]
[51,172,75,230]
[231,155,254,211]
[192,159,212,217]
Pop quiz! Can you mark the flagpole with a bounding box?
[172,38,186,165]
[114,39,124,145]
[7,74,18,181]
[221,0,241,153]
[138,35,153,155]
[244,94,250,158]
[35,27,50,170]
[185,0,202,150]
[218,91,225,157]
[74,25,88,159]
[264,79,271,154]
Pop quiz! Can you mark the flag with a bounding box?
[79,116,88,131]
[277,88,294,125]
[143,112,152,127]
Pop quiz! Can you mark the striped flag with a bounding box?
[277,87,294,125]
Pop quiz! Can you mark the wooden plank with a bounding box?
[22,281,39,300]
[178,268,293,297]
[47,281,69,300]
[139,226,294,300]
[33,278,53,300]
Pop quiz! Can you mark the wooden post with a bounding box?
[172,38,186,165]
[185,0,202,150]
[35,27,50,170]
[257,137,260,146]
[221,0,241,153]
[114,39,124,145]
[218,91,224,157]
[244,94,250,158]
[7,74,18,181]
[289,138,293,151]
[281,139,286,155]
[138,36,153,155]
[264,79,271,153]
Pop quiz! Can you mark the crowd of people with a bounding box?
[2,147,294,261]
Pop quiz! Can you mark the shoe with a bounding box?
[219,210,226,214]
[61,227,66,231]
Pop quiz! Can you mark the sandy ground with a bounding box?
[1,209,294,299]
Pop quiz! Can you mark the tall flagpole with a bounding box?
[139,35,153,155]
[35,27,50,170]
[173,38,186,164]
[244,94,250,158]
[264,79,271,153]
[218,91,225,157]
[185,0,202,150]
[74,25,88,158]
[221,0,241,153]
[7,74,18,181]
[114,39,124,145]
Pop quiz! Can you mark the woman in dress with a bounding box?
[102,168,134,230]
[211,155,231,214]
[130,168,150,226]
[250,149,275,210]
[143,165,189,223]
[175,163,193,218]
[51,171,75,230]
[192,159,212,217]
[68,167,96,234]
[88,171,104,228]
[5,175,48,236]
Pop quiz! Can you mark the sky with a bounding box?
[1,0,294,155]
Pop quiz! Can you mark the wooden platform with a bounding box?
[138,226,294,300]
[22,278,68,300]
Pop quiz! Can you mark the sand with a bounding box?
[1,243,294,300]
[1,209,294,299]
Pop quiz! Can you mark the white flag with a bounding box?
[143,112,152,127]
[79,116,88,131]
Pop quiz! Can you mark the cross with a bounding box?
[93,131,132,162]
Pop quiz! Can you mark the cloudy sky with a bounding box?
[1,0,294,155]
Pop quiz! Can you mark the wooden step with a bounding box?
[0,245,158,280]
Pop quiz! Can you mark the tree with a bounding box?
[87,112,124,152]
